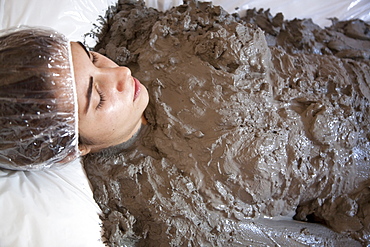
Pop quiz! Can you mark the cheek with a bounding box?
[137,86,149,109]
[108,95,133,116]
[103,104,129,130]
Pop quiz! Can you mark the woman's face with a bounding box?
[71,42,149,154]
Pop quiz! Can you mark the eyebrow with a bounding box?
[84,77,93,114]
[76,42,93,114]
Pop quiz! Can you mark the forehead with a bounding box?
[70,42,91,85]
[76,41,91,57]
[70,42,91,74]
[70,42,92,115]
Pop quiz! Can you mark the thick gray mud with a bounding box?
[84,1,370,246]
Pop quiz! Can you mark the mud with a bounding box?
[84,1,370,246]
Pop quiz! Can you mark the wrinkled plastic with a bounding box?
[0,0,368,43]
[0,26,78,171]
[212,0,370,27]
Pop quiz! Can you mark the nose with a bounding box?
[99,66,132,92]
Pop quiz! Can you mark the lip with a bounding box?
[133,77,141,101]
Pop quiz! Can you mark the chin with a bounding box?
[141,86,150,105]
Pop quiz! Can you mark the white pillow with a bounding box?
[0,159,104,247]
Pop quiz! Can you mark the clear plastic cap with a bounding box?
[0,26,79,170]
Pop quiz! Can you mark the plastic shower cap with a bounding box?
[0,26,78,170]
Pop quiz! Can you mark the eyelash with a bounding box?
[90,52,104,109]
[96,88,106,110]
[91,52,99,63]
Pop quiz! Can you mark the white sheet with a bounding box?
[1,0,369,42]
[0,159,104,247]
[212,0,370,27]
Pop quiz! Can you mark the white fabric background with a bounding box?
[1,0,369,42]
[0,159,104,247]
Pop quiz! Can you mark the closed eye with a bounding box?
[90,52,99,64]
[96,88,106,110]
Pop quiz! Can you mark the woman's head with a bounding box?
[70,42,149,155]
[0,27,149,170]
[0,27,78,170]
